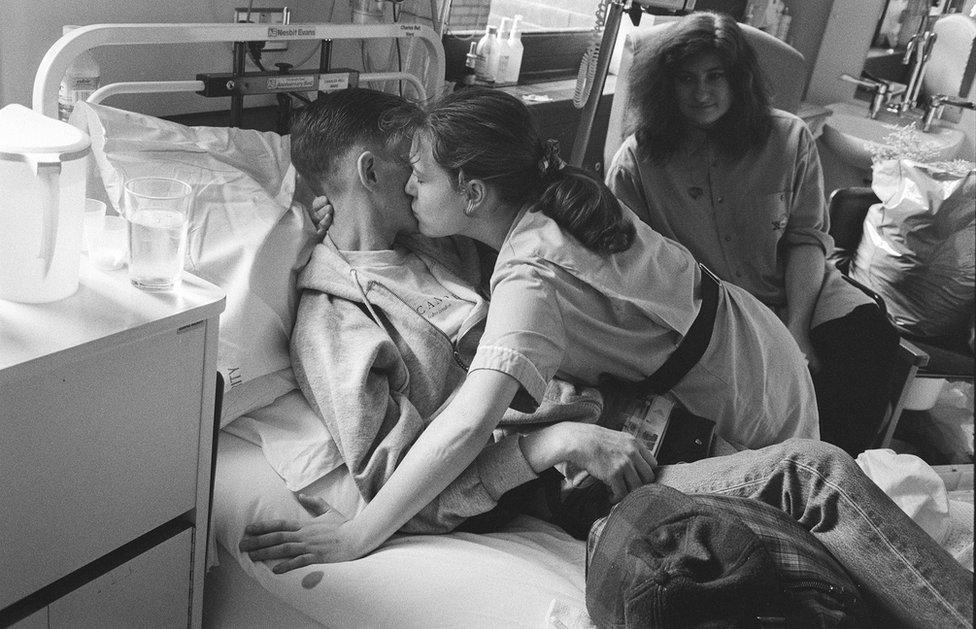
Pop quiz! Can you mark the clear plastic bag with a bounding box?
[850,158,975,338]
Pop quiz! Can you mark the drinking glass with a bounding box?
[122,177,193,290]
[87,214,128,270]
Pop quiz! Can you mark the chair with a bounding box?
[603,20,807,170]
[827,187,975,447]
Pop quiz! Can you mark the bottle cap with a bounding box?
[510,14,523,40]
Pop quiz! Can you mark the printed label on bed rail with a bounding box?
[319,73,353,92]
[267,75,318,91]
[267,26,316,39]
[399,24,422,37]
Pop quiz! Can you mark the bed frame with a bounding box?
[33,22,445,119]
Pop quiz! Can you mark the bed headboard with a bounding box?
[33,22,446,118]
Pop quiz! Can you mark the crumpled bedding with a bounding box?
[856,448,974,571]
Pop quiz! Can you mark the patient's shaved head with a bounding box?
[290,87,415,193]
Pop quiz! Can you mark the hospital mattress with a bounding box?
[205,433,592,629]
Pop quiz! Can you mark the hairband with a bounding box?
[538,138,566,179]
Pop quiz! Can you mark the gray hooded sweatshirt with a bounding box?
[291,233,603,534]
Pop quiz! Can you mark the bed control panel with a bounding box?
[197,68,361,97]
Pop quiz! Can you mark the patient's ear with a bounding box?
[356,151,379,189]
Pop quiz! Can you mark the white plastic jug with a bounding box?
[0,104,91,303]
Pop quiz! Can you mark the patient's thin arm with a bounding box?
[349,369,520,556]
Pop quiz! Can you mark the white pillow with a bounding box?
[75,102,316,426]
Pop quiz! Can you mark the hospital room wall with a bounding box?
[0,0,442,117]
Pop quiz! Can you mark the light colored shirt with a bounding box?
[342,246,487,344]
[606,110,870,327]
[469,207,819,449]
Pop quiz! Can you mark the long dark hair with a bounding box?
[629,11,773,162]
[394,88,634,255]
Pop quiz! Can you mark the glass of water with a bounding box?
[121,177,193,290]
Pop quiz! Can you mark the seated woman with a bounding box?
[240,89,972,628]
[604,11,900,456]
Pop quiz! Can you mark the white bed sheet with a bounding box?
[207,432,591,628]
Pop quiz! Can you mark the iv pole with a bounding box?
[569,0,629,168]
[569,0,687,168]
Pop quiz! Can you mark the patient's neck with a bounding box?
[327,191,397,252]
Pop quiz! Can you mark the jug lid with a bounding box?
[0,104,90,157]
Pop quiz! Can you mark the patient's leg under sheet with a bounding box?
[657,438,974,628]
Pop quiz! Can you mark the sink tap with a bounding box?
[922,93,976,131]
[900,18,937,114]
[839,73,891,118]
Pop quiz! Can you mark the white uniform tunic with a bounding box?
[469,206,819,448]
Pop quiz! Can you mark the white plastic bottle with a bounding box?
[491,18,512,86]
[58,25,100,122]
[499,14,525,86]
[475,24,498,83]
[457,42,479,89]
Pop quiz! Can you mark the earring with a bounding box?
[464,199,476,217]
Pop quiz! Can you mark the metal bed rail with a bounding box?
[33,22,445,118]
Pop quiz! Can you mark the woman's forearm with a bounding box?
[347,369,521,556]
[784,243,825,333]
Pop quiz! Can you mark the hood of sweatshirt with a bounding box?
[296,233,483,305]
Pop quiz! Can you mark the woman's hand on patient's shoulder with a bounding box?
[238,494,366,571]
[310,196,334,240]
[563,423,657,503]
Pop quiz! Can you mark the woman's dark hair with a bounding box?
[396,88,634,255]
[628,11,773,162]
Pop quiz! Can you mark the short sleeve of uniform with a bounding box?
[606,140,654,227]
[782,122,833,254]
[469,258,566,413]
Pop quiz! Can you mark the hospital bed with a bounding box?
[33,22,973,629]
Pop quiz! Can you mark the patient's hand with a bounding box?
[239,495,366,571]
[560,423,657,503]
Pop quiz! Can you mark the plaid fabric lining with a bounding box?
[689,493,860,594]
[585,490,872,627]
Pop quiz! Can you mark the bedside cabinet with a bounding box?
[1,261,225,628]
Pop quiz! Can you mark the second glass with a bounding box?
[122,177,193,290]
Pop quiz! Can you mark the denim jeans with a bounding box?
[656,438,973,628]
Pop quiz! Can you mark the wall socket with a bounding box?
[234,6,291,52]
